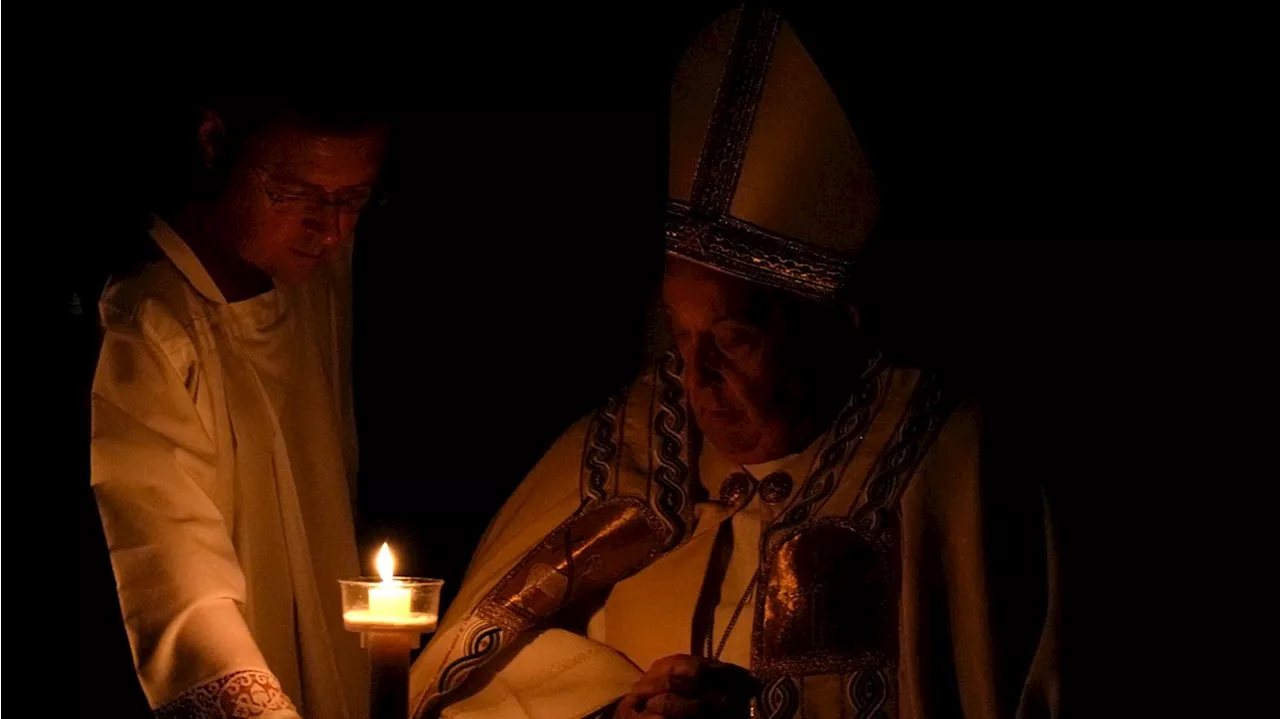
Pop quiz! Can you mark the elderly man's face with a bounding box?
[662,257,807,465]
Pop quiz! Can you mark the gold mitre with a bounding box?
[667,4,878,300]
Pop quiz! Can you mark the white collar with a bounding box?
[741,451,802,480]
[148,214,228,304]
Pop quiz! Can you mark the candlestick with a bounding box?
[340,543,444,719]
[367,633,413,719]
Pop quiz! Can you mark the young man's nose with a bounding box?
[301,206,345,246]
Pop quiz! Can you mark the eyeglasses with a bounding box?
[253,167,386,216]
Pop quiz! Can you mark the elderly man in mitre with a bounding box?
[409,6,1059,719]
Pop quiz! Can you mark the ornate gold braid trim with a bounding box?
[753,647,894,683]
[688,3,782,216]
[666,201,852,301]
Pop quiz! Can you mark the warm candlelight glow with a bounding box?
[338,548,445,719]
[340,544,440,633]
[364,542,413,622]
[376,542,395,582]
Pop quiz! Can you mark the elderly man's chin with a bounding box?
[693,406,767,463]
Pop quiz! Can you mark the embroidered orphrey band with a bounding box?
[666,201,852,300]
[851,370,955,536]
[154,670,295,719]
[688,3,782,216]
[581,390,625,503]
[651,350,693,549]
[768,357,887,538]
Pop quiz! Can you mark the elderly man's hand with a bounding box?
[614,654,759,719]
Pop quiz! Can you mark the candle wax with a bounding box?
[342,611,438,632]
[369,581,411,618]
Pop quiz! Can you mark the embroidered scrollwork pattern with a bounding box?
[759,676,801,719]
[770,356,885,536]
[851,370,955,537]
[846,667,894,719]
[436,621,505,695]
[651,350,692,549]
[154,669,295,719]
[581,390,625,503]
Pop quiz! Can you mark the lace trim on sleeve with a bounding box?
[154,669,296,719]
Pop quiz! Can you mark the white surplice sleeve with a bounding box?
[91,306,301,719]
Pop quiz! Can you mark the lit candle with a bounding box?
[342,543,438,631]
[339,545,445,719]
[368,543,411,618]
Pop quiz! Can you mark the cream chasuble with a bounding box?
[408,356,1059,719]
[91,217,368,719]
[408,5,1059,716]
[585,441,819,673]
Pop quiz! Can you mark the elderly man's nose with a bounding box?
[686,336,723,387]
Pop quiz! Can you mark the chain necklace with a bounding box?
[704,570,760,660]
[701,469,765,661]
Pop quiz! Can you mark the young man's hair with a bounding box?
[143,88,394,213]
[211,92,395,151]
[107,86,394,280]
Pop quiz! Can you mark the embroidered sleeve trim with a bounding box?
[154,669,296,719]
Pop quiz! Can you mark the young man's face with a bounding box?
[215,115,389,284]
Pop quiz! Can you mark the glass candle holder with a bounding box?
[339,577,444,633]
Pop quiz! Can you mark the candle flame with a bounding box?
[376,542,395,583]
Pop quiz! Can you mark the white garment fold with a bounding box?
[91,217,367,719]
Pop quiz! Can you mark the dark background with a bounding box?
[16,1,1255,716]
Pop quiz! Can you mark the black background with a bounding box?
[8,1,1261,716]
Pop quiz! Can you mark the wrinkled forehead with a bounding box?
[662,256,775,325]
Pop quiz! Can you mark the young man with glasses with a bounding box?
[90,97,389,719]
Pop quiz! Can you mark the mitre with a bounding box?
[666,3,878,300]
